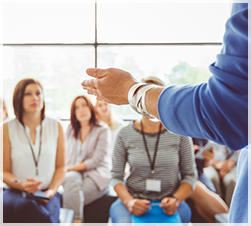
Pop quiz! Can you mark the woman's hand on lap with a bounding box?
[127,198,151,216]
[23,177,42,194]
[160,197,178,215]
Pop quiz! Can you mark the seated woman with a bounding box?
[95,100,125,143]
[203,143,238,207]
[2,78,66,223]
[192,137,216,192]
[63,95,111,223]
[109,77,197,223]
[109,77,229,223]
[188,180,228,223]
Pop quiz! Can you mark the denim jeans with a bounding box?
[3,189,61,223]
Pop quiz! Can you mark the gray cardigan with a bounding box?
[65,122,111,191]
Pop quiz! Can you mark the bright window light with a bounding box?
[2,2,231,121]
[98,3,230,43]
[3,3,95,43]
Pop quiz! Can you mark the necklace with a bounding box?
[23,120,42,176]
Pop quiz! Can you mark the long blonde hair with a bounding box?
[95,101,116,131]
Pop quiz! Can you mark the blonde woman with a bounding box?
[95,100,124,142]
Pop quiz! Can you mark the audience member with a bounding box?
[2,78,66,223]
[188,181,228,223]
[185,138,229,223]
[0,97,9,124]
[110,76,228,223]
[203,143,238,207]
[95,100,126,178]
[192,138,216,192]
[95,100,125,142]
[109,77,197,223]
[0,98,9,189]
[63,95,111,223]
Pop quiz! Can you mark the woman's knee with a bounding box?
[64,171,82,182]
[63,171,83,192]
[18,199,51,223]
[223,170,236,187]
[109,199,131,223]
[204,167,219,181]
[109,199,120,218]
[178,201,191,223]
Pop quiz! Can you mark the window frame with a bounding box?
[3,3,223,121]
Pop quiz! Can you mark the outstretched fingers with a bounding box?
[82,69,105,96]
[82,77,111,103]
[81,78,98,91]
[85,68,107,79]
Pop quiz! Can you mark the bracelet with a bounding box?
[128,82,160,122]
[139,84,160,122]
[128,83,147,114]
[171,195,180,206]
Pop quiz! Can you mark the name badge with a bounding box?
[146,179,161,192]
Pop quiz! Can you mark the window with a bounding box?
[3,2,231,121]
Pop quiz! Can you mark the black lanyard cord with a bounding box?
[23,120,43,175]
[140,121,162,175]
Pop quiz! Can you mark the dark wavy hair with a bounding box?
[70,95,100,139]
[13,78,45,125]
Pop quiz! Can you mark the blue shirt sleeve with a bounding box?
[158,3,248,151]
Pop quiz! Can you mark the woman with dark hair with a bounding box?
[109,77,228,223]
[63,95,111,223]
[109,77,197,223]
[2,78,66,223]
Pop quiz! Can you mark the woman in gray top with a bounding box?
[110,111,197,223]
[109,77,229,223]
[109,76,197,223]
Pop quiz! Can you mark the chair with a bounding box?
[84,194,117,223]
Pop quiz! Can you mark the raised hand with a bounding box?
[81,68,137,105]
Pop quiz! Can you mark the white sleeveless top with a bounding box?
[8,117,58,190]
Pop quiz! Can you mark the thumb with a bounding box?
[86,68,107,79]
[161,197,169,204]
[141,199,150,205]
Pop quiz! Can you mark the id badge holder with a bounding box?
[146,171,161,192]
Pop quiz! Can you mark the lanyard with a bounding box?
[140,121,162,176]
[23,121,42,176]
